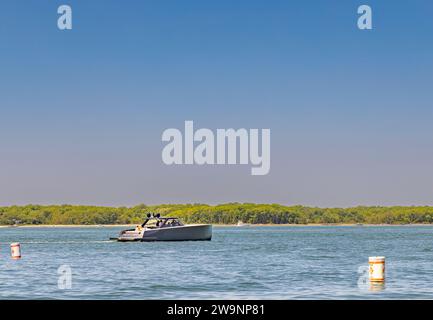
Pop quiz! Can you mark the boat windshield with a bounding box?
[142,217,183,228]
[162,218,183,227]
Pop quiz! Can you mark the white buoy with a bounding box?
[11,243,21,259]
[369,256,385,282]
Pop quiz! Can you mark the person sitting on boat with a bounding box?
[171,220,180,227]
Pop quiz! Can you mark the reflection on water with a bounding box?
[369,282,385,292]
[0,226,432,299]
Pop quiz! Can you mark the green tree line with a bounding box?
[1,203,433,225]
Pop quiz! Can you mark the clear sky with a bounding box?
[0,0,432,207]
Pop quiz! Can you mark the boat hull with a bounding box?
[116,224,212,242]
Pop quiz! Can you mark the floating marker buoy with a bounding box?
[11,243,21,259]
[369,256,385,282]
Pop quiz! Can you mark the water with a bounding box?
[1,225,433,299]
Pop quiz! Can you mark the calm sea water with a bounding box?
[0,226,433,299]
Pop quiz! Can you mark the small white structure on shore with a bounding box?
[236,221,250,227]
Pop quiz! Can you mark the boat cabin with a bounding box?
[141,214,184,229]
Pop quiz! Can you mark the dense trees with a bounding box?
[1,204,433,225]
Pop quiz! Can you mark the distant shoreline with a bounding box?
[1,223,433,228]
[2,204,433,225]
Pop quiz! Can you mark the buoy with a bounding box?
[369,256,385,282]
[11,243,21,259]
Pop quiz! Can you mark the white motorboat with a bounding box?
[111,214,212,242]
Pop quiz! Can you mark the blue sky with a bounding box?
[0,0,432,207]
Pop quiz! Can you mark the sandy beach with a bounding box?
[1,223,432,228]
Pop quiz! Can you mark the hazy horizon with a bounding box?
[2,201,433,209]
